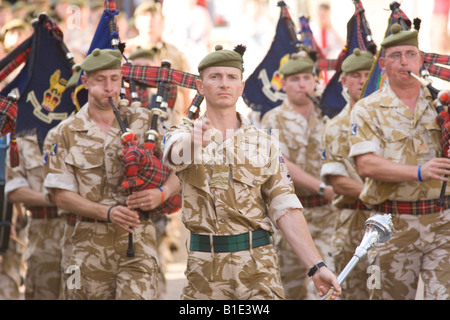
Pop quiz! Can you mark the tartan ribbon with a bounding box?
[28,206,59,219]
[0,37,32,83]
[190,229,272,253]
[372,196,450,215]
[298,195,331,208]
[0,95,18,136]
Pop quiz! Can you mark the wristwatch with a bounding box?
[318,182,326,196]
[308,262,327,277]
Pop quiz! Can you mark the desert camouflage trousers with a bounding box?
[0,228,27,300]
[367,209,450,300]
[59,218,75,300]
[275,205,337,300]
[65,220,159,300]
[181,243,285,300]
[331,208,371,300]
[25,216,65,300]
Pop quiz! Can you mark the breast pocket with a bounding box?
[378,126,409,163]
[232,166,269,213]
[65,147,104,200]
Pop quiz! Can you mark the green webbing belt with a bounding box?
[190,229,271,253]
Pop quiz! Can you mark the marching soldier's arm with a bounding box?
[328,175,364,199]
[356,152,450,183]
[277,209,341,299]
[284,156,335,201]
[8,187,53,207]
[53,188,140,233]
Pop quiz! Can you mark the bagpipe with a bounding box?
[100,0,207,257]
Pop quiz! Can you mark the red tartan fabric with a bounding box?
[298,195,330,208]
[341,200,370,210]
[0,47,31,83]
[436,110,450,156]
[121,64,198,90]
[0,95,18,136]
[373,196,450,215]
[28,206,59,219]
[422,52,450,82]
[121,139,181,217]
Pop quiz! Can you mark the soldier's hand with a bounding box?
[420,157,450,182]
[193,118,212,148]
[127,189,163,211]
[312,267,341,300]
[108,205,140,233]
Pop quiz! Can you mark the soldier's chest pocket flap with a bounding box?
[64,147,104,170]
[231,166,269,188]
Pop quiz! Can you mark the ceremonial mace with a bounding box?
[321,213,394,300]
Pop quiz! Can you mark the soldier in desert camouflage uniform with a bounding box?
[6,134,64,300]
[163,44,341,300]
[321,48,374,300]
[349,23,450,300]
[44,48,180,300]
[260,52,337,300]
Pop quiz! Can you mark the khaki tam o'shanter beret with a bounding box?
[66,64,81,88]
[80,48,122,73]
[198,44,246,72]
[381,23,418,49]
[129,47,155,61]
[279,51,315,77]
[341,48,374,73]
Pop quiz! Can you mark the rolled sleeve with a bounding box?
[44,173,78,194]
[321,161,349,179]
[4,177,29,195]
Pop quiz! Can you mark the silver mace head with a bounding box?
[354,213,394,259]
[322,214,393,300]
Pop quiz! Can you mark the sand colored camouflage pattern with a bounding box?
[44,102,160,299]
[260,101,337,299]
[349,82,450,300]
[261,101,325,197]
[349,84,445,204]
[163,113,301,299]
[321,103,371,300]
[66,221,159,300]
[0,224,27,300]
[367,210,450,299]
[5,135,63,299]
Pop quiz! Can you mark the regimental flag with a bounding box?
[242,1,298,120]
[362,2,411,98]
[320,0,377,118]
[0,14,75,153]
[73,0,122,109]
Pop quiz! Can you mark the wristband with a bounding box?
[308,262,326,277]
[158,187,165,203]
[418,165,423,182]
[107,206,115,222]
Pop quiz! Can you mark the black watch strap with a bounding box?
[308,262,326,277]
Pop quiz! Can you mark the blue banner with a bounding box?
[242,9,298,119]
[0,19,74,151]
